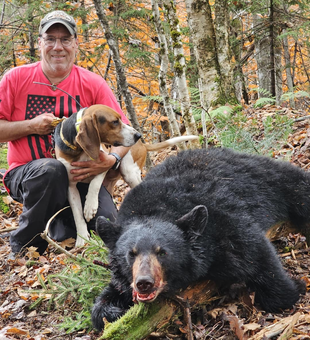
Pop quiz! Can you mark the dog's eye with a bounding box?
[112,120,119,126]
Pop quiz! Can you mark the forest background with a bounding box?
[1,0,310,157]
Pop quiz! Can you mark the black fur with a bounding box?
[54,112,80,154]
[92,148,310,331]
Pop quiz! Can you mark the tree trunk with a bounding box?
[151,0,183,143]
[274,38,283,105]
[162,0,199,147]
[214,0,236,103]
[0,0,5,26]
[92,0,142,135]
[254,3,282,104]
[185,0,221,110]
[253,13,272,97]
[282,31,294,108]
[269,0,276,98]
[26,3,36,61]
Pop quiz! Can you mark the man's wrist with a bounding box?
[109,152,122,170]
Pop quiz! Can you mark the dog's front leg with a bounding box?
[84,172,107,222]
[68,183,90,247]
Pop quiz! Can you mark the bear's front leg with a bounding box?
[91,282,133,331]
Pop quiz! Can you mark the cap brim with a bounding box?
[40,19,75,35]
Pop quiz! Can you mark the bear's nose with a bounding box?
[136,276,154,293]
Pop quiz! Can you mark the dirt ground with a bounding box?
[1,106,310,339]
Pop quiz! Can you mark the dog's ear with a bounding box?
[176,205,208,240]
[96,216,121,249]
[76,114,101,160]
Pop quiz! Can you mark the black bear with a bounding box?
[92,147,310,331]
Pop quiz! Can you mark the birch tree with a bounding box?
[185,0,234,111]
[162,0,199,146]
[151,0,183,142]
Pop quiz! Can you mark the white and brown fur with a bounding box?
[54,104,199,247]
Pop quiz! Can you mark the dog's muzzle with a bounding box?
[135,132,142,142]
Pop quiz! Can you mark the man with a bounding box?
[0,10,130,257]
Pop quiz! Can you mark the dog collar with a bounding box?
[75,107,87,133]
[60,122,77,150]
[59,108,87,151]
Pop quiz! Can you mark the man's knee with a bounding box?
[25,158,68,187]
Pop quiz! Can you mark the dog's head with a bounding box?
[76,105,141,160]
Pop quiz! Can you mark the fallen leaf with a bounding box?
[28,310,37,317]
[60,237,76,248]
[6,327,28,335]
[2,196,13,205]
[41,328,53,334]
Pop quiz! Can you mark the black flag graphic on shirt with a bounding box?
[25,94,81,159]
[25,95,56,119]
[26,95,57,159]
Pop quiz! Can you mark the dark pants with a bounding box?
[4,158,117,254]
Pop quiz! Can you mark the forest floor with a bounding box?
[1,105,310,340]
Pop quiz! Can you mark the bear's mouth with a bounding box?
[133,290,157,302]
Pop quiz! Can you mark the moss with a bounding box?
[100,301,168,340]
[172,42,182,49]
[0,145,8,169]
[170,30,181,41]
[174,61,184,76]
[0,192,10,214]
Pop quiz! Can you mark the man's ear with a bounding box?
[176,205,208,240]
[96,216,121,250]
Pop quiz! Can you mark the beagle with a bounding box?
[54,104,141,247]
[54,104,199,247]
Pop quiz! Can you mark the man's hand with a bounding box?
[31,113,55,135]
[70,151,116,182]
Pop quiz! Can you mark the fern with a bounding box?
[253,97,276,108]
[213,110,293,156]
[30,232,111,333]
[281,90,310,102]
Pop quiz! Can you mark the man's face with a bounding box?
[39,24,78,75]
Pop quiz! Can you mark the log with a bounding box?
[98,280,217,340]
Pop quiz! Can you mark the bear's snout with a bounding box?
[136,275,154,293]
[131,253,166,303]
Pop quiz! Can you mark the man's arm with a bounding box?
[0,114,56,142]
[70,146,130,182]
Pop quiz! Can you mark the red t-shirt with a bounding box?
[0,61,129,175]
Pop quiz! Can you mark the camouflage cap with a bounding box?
[39,10,77,36]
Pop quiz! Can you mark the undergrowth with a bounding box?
[207,107,294,157]
[30,232,111,333]
[0,192,10,214]
[0,144,8,169]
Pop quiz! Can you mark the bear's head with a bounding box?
[96,205,209,303]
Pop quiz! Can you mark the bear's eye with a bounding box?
[157,249,167,257]
[128,249,137,258]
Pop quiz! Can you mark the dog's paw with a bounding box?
[84,196,98,222]
[75,232,90,247]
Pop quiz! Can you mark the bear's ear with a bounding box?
[96,216,121,249]
[176,205,208,239]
